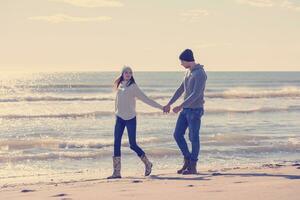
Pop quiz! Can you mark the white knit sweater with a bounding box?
[115,82,163,120]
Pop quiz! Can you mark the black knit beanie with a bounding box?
[179,49,195,62]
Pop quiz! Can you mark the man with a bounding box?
[163,49,207,175]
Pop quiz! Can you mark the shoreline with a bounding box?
[1,162,299,200]
[1,161,299,187]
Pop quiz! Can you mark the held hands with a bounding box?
[163,104,182,114]
[163,104,171,114]
[172,105,183,114]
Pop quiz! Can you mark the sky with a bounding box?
[0,0,300,71]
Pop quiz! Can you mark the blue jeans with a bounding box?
[114,116,145,157]
[173,108,204,161]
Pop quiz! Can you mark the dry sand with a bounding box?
[1,164,300,200]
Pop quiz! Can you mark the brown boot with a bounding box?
[182,160,197,175]
[140,154,153,176]
[107,156,121,179]
[177,158,190,174]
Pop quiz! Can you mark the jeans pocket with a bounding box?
[193,108,204,117]
[199,108,204,116]
[187,110,198,121]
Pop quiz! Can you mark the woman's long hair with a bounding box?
[113,66,136,90]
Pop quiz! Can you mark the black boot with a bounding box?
[177,158,190,174]
[182,160,197,175]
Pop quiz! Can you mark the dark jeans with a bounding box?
[113,116,145,157]
[173,108,204,161]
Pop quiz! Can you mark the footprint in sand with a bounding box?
[52,193,68,197]
[132,180,143,183]
[234,181,247,184]
[21,189,35,193]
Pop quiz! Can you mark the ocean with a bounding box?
[0,71,299,183]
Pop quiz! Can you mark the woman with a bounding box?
[108,66,163,179]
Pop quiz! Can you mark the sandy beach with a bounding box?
[1,164,299,200]
[2,0,300,199]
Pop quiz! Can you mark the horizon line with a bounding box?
[1,69,300,73]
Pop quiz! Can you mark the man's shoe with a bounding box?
[177,158,190,174]
[182,160,197,175]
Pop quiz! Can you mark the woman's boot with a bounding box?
[107,156,121,179]
[140,154,153,176]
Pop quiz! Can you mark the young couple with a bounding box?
[108,49,207,179]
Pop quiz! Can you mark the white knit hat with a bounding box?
[121,65,132,74]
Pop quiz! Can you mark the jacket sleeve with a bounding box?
[180,72,206,108]
[167,81,184,106]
